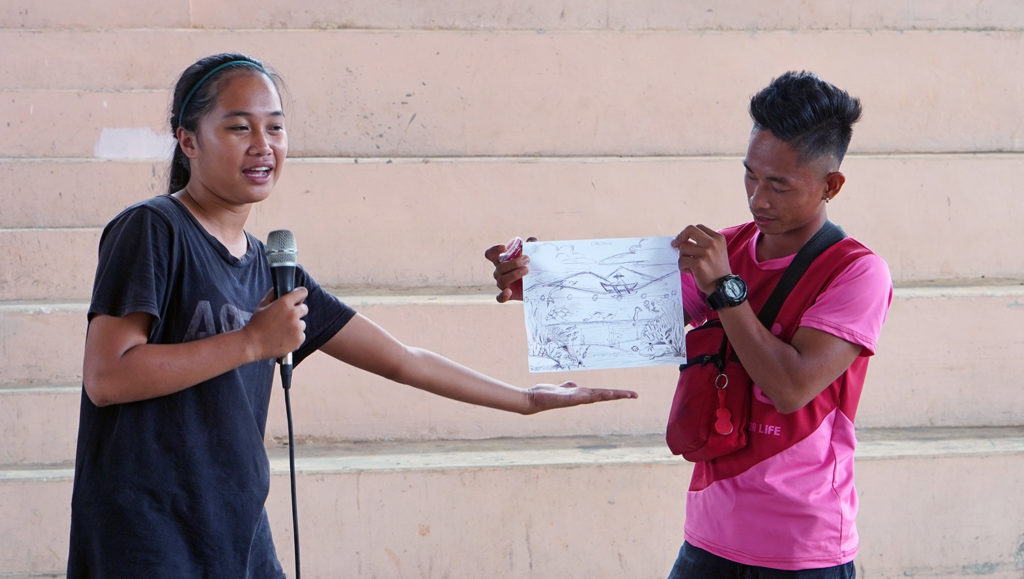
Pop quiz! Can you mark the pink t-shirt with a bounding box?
[682,236,890,355]
[680,227,892,569]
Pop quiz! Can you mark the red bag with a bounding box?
[665,320,751,461]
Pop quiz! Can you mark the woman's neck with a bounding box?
[174,188,251,258]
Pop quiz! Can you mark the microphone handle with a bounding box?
[271,265,297,366]
[271,264,296,298]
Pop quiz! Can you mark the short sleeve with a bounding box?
[680,271,710,327]
[89,206,172,323]
[291,267,357,366]
[800,253,893,355]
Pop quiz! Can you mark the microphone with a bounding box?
[265,229,297,369]
[266,230,303,578]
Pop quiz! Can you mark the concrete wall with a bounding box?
[2,2,1024,577]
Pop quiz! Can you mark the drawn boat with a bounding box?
[601,274,638,296]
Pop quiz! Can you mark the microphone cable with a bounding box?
[280,363,301,579]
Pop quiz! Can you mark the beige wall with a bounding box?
[3,2,1024,577]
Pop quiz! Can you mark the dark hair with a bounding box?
[749,71,862,165]
[167,53,281,194]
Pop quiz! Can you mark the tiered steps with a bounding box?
[5,428,1024,577]
[3,2,1023,577]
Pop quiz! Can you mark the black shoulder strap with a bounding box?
[756,221,847,328]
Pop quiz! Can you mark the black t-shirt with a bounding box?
[68,195,355,577]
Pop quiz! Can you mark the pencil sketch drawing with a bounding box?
[522,236,686,373]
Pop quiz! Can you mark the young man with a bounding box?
[486,71,893,576]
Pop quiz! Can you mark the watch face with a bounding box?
[723,278,745,300]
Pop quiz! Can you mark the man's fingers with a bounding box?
[695,223,717,236]
[484,244,505,264]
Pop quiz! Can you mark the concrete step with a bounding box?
[3,284,1022,465]
[3,154,1023,301]
[6,0,1023,31]
[2,31,1022,158]
[2,0,190,30]
[3,5,1020,578]
[2,427,1022,578]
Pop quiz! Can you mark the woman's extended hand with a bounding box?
[523,382,638,414]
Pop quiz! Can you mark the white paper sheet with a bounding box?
[521,236,686,373]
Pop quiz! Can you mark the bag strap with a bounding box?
[756,221,846,328]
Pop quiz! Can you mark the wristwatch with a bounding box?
[706,274,748,310]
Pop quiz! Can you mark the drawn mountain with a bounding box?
[527,267,672,296]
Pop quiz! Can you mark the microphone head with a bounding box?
[266,229,297,268]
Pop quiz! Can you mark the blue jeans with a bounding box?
[667,542,855,579]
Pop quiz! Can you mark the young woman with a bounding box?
[67,53,637,577]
